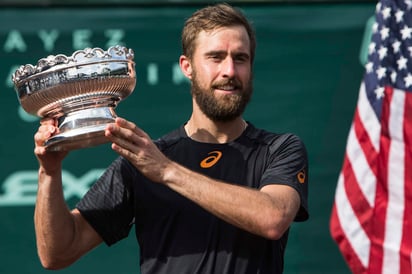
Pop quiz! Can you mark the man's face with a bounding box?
[190,26,253,122]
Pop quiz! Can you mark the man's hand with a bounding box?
[34,118,68,173]
[104,117,172,183]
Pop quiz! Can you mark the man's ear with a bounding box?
[179,55,192,79]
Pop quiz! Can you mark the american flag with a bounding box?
[330,0,412,273]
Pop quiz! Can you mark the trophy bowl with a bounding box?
[12,45,136,151]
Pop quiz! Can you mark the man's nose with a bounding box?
[221,57,236,77]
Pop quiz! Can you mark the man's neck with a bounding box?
[184,115,247,144]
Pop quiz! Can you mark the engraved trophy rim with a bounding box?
[12,45,137,151]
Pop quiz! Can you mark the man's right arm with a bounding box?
[34,118,103,270]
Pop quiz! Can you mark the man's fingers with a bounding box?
[106,119,143,144]
[111,142,136,160]
[39,117,58,126]
[115,117,147,137]
[36,118,59,146]
[34,125,56,146]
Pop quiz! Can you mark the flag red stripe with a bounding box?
[342,155,373,234]
[330,204,367,274]
[353,108,379,177]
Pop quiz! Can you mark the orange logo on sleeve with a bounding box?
[297,170,306,184]
[200,151,222,168]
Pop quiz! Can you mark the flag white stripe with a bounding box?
[383,89,405,274]
[346,94,377,207]
[358,82,382,152]
[335,172,370,267]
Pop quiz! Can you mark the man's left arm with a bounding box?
[105,117,302,239]
[162,162,301,239]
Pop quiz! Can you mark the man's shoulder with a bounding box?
[245,123,303,147]
[154,126,186,151]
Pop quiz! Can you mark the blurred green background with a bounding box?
[0,1,375,273]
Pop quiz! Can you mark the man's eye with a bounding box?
[210,55,221,60]
[235,55,249,63]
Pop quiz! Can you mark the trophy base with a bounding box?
[44,107,116,151]
[45,124,109,151]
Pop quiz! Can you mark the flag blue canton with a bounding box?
[364,0,412,119]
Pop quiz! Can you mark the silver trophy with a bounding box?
[12,45,136,151]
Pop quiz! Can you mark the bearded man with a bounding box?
[33,3,309,274]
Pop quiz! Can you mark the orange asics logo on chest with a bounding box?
[200,151,223,168]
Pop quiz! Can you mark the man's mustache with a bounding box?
[211,78,242,90]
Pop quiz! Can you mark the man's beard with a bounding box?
[191,71,253,122]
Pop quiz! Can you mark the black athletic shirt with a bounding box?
[77,122,309,274]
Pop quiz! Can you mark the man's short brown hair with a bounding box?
[181,3,256,64]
